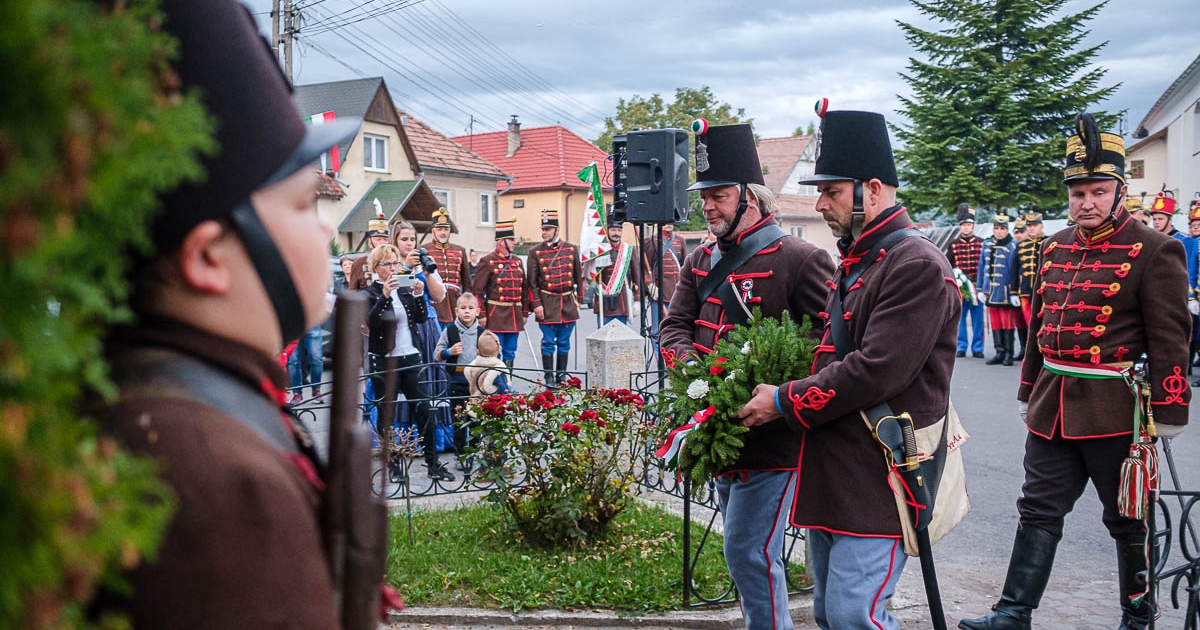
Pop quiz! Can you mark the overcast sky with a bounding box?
[249,0,1200,144]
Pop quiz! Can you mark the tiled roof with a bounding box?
[758,135,812,195]
[294,78,382,163]
[338,179,441,235]
[450,125,611,192]
[315,171,345,199]
[776,195,820,218]
[398,110,506,179]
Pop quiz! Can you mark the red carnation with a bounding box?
[709,357,728,376]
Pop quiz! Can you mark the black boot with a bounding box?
[958,525,1058,630]
[1002,329,1015,366]
[1116,542,1154,630]
[503,359,514,375]
[986,330,1006,365]
[541,354,555,385]
[1014,327,1026,362]
[556,352,570,386]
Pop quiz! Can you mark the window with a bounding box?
[1128,159,1145,180]
[363,134,387,172]
[791,226,805,239]
[797,184,818,196]
[432,187,451,210]
[513,199,525,208]
[480,192,494,225]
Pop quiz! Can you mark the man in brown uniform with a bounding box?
[426,207,472,333]
[661,122,832,630]
[643,222,687,350]
[959,114,1189,630]
[90,0,388,627]
[471,218,528,369]
[739,108,959,630]
[527,208,583,385]
[596,216,641,326]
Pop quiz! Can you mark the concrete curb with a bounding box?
[387,597,812,629]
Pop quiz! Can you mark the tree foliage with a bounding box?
[595,87,752,230]
[894,0,1119,218]
[0,1,212,627]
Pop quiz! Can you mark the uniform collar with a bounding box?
[839,204,910,258]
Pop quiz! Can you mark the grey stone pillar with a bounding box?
[586,320,644,389]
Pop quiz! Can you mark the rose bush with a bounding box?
[463,379,653,548]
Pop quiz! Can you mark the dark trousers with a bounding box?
[447,380,471,454]
[1016,430,1145,543]
[372,353,436,466]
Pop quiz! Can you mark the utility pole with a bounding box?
[271,0,280,62]
[282,0,294,83]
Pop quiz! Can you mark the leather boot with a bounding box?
[503,359,514,377]
[1002,329,1015,366]
[1014,327,1026,362]
[1116,542,1154,630]
[986,330,1006,365]
[958,525,1059,630]
[541,354,555,385]
[556,352,570,386]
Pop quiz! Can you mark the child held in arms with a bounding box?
[465,330,513,397]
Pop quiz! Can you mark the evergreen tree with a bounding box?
[894,0,1119,217]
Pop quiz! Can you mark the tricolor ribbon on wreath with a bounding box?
[654,405,715,470]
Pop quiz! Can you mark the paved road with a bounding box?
[299,305,1200,629]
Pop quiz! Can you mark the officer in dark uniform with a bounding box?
[959,114,1190,630]
[1009,210,1046,362]
[662,121,833,630]
[977,211,1020,366]
[527,208,583,384]
[90,0,395,626]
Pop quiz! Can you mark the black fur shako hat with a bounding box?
[799,102,899,187]
[956,203,976,224]
[687,121,765,191]
[156,0,359,341]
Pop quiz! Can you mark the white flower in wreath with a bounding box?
[725,369,738,381]
[686,379,709,399]
[741,342,751,355]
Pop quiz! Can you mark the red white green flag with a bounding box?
[576,162,611,267]
[304,110,341,174]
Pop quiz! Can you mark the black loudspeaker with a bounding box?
[610,135,628,224]
[624,128,689,224]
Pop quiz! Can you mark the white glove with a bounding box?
[1157,423,1186,439]
[1018,401,1028,422]
[1189,299,1199,316]
[978,291,988,304]
[1009,295,1021,308]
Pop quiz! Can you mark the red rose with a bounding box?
[709,357,728,376]
[561,422,581,436]
[565,376,583,388]
[596,418,606,428]
[580,409,599,422]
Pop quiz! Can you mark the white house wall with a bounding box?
[1139,70,1200,209]
[421,171,500,256]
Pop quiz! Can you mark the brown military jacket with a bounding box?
[471,250,529,333]
[94,320,337,630]
[527,239,583,324]
[1019,208,1190,437]
[642,233,687,304]
[596,242,641,318]
[661,214,834,471]
[778,206,960,537]
[426,241,471,323]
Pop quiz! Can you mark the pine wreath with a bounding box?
[654,311,819,493]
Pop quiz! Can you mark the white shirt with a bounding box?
[387,289,419,357]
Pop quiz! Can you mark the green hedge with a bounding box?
[0,1,212,627]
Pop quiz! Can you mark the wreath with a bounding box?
[653,310,819,492]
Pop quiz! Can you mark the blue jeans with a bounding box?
[538,322,575,355]
[648,300,667,352]
[957,297,984,354]
[808,530,906,630]
[494,332,519,362]
[716,470,797,630]
[287,326,323,393]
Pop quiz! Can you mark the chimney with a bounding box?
[506,115,521,157]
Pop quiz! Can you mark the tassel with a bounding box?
[1117,441,1159,519]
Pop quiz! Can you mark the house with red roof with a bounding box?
[756,134,838,257]
[451,117,612,247]
[399,109,509,255]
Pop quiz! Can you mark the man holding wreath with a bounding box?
[660,121,832,630]
[739,106,960,630]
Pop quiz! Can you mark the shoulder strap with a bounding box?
[829,228,924,360]
[445,325,461,365]
[697,224,787,302]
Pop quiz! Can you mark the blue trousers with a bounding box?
[603,315,628,326]
[716,470,797,630]
[494,332,519,362]
[538,321,576,355]
[808,530,906,630]
[287,326,323,392]
[957,297,984,354]
[648,300,668,352]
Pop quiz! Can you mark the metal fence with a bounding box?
[1150,488,1200,629]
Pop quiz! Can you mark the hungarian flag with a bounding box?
[576,162,611,272]
[304,110,341,174]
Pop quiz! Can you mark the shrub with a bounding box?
[464,379,653,548]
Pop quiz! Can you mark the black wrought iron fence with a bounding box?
[1150,488,1200,629]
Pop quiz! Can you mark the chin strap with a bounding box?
[228,201,307,344]
[718,184,750,240]
[850,179,866,240]
[1111,184,1126,220]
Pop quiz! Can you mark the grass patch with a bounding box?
[387,500,735,613]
